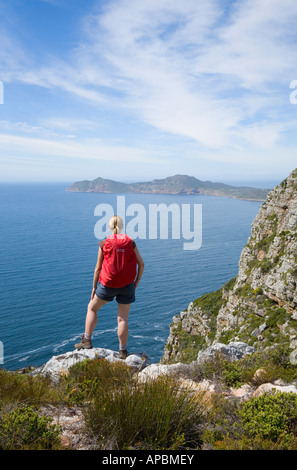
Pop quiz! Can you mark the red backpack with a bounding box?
[99,234,137,288]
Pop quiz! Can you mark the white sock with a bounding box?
[84,333,92,340]
[119,344,127,350]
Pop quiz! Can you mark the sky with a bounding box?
[0,0,297,185]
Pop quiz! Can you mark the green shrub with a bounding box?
[192,287,225,333]
[204,391,297,450]
[188,345,297,392]
[221,362,243,388]
[84,375,206,450]
[190,354,245,388]
[0,406,61,450]
[0,369,59,406]
[241,346,297,385]
[238,392,297,443]
[67,357,134,385]
[202,392,241,447]
[214,434,294,450]
[63,358,134,406]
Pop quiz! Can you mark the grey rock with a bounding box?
[138,362,188,381]
[33,348,151,383]
[289,349,297,365]
[251,322,267,337]
[197,341,255,364]
[253,382,297,397]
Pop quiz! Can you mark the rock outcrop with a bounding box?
[196,341,255,363]
[163,168,297,364]
[33,348,151,383]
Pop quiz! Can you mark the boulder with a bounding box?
[231,384,254,400]
[138,362,188,381]
[253,382,297,397]
[33,348,151,383]
[197,341,255,364]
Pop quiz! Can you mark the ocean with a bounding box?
[0,183,263,370]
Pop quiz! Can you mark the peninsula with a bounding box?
[66,174,270,201]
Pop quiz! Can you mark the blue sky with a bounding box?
[0,0,297,185]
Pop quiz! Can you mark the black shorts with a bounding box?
[95,282,135,304]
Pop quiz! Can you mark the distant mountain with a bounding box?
[66,174,270,201]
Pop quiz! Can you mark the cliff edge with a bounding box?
[163,168,297,364]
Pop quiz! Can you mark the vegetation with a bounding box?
[165,252,296,363]
[0,406,61,450]
[0,369,60,406]
[188,345,297,388]
[165,280,237,364]
[205,391,297,450]
[84,375,205,450]
[62,357,134,406]
[168,320,207,364]
[1,347,297,450]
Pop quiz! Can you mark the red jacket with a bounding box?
[99,234,137,288]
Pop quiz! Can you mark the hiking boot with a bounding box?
[118,349,128,359]
[75,335,93,350]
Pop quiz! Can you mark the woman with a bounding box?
[75,215,144,359]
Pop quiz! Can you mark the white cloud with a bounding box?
[39,117,98,132]
[18,66,107,104]
[0,133,163,164]
[194,0,297,89]
[0,121,43,133]
[73,0,297,149]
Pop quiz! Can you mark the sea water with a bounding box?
[0,183,262,370]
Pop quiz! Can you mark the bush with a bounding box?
[212,392,297,450]
[0,369,59,406]
[238,392,297,442]
[190,354,245,388]
[190,345,297,389]
[0,406,61,450]
[84,375,206,450]
[63,358,134,406]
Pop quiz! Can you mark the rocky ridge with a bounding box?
[32,347,151,384]
[162,168,297,365]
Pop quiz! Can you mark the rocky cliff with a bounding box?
[163,168,297,365]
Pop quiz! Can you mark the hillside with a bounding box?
[162,168,297,364]
[66,174,270,201]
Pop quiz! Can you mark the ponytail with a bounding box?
[109,215,124,234]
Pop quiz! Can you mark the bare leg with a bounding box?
[117,303,131,349]
[85,295,108,337]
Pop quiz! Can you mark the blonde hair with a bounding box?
[109,215,124,234]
